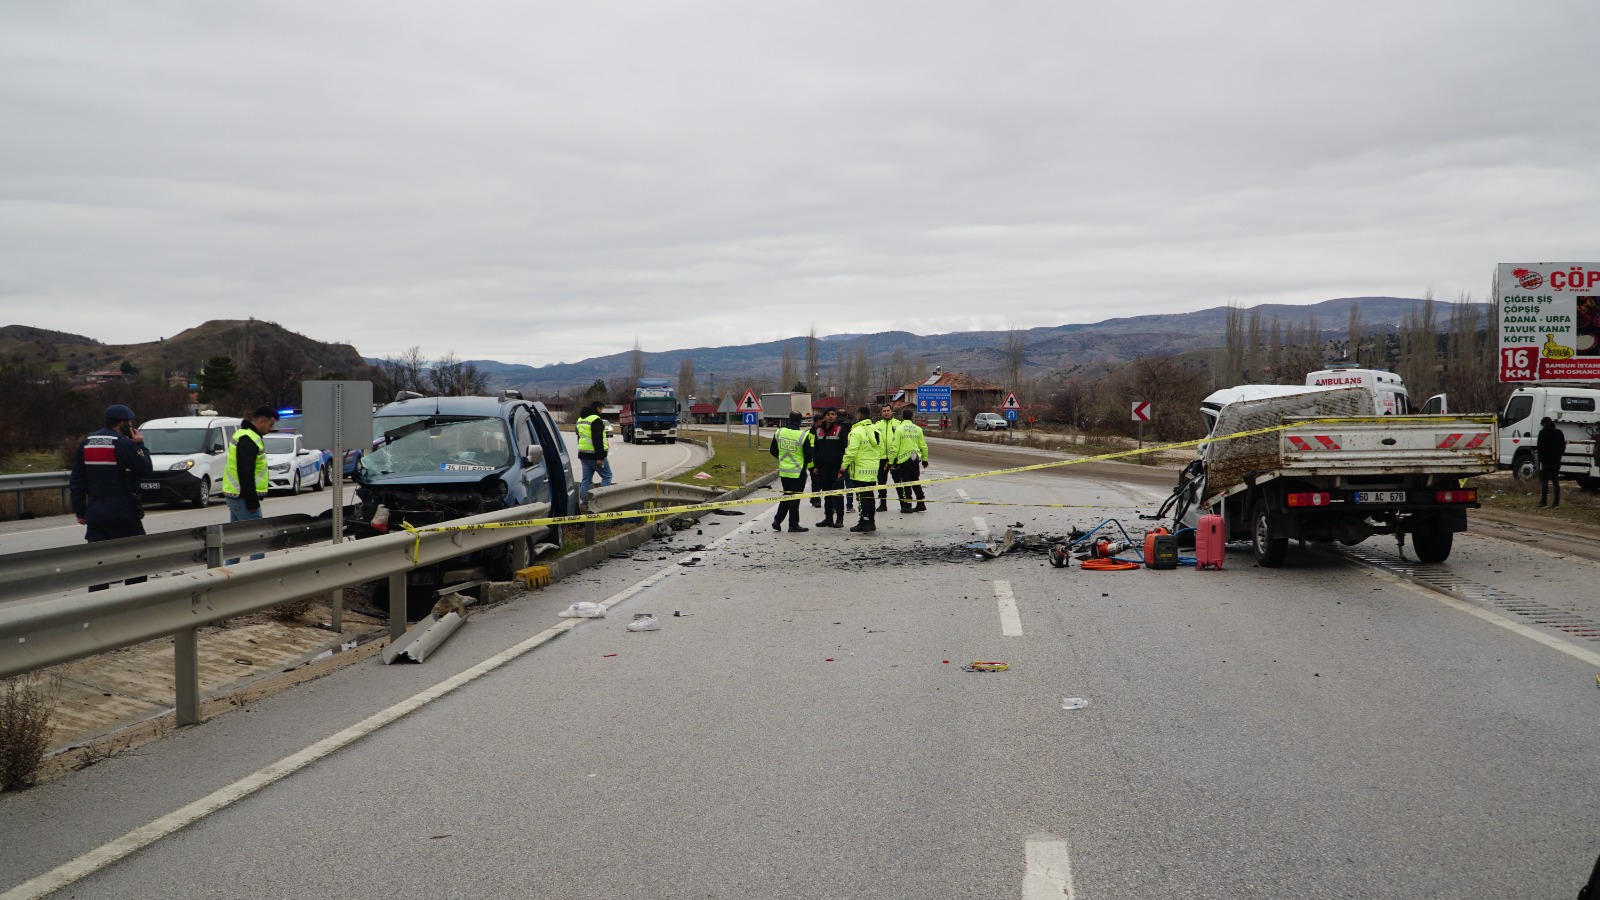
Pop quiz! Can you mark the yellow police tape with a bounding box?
[399,414,1498,561]
[394,420,1323,562]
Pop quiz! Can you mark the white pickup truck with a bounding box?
[1172,386,1498,566]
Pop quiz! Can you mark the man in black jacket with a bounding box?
[809,408,848,527]
[70,404,153,591]
[1536,416,1566,508]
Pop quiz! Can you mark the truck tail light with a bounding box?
[1434,489,1478,503]
[1287,492,1333,507]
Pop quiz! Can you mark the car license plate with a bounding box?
[140,481,160,491]
[1356,491,1406,503]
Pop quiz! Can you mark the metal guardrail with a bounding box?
[588,480,725,510]
[0,470,70,516]
[0,511,351,603]
[0,501,557,723]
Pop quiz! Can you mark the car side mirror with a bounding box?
[299,449,311,456]
[210,444,225,453]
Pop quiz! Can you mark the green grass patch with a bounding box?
[668,436,777,489]
[0,451,63,475]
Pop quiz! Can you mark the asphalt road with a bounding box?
[2,451,1597,898]
[0,434,704,556]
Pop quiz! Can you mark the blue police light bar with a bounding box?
[278,408,298,416]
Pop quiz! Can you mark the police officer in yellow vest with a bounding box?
[575,401,613,507]
[891,407,929,512]
[841,405,884,533]
[873,404,899,512]
[224,406,278,563]
[769,412,815,532]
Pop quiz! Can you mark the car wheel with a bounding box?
[313,467,325,491]
[291,472,302,495]
[191,477,212,509]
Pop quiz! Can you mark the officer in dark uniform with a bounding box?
[69,404,153,591]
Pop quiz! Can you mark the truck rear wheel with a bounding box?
[1411,527,1453,564]
[1251,502,1289,568]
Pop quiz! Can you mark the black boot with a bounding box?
[849,521,875,533]
[913,502,926,512]
[876,500,888,512]
[788,525,810,532]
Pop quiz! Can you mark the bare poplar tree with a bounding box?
[780,344,798,392]
[889,349,912,390]
[1246,309,1265,382]
[1346,302,1364,365]
[677,356,696,400]
[1002,326,1027,391]
[850,344,871,403]
[630,338,645,384]
[805,328,819,393]
[1221,303,1246,387]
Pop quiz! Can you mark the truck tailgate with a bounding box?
[1278,417,1498,475]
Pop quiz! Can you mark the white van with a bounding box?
[1303,366,1447,416]
[136,415,239,507]
[1497,385,1600,488]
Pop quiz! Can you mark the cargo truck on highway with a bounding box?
[1495,384,1600,490]
[760,392,813,428]
[620,378,680,444]
[1169,385,1497,566]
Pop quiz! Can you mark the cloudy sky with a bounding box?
[2,1,1596,366]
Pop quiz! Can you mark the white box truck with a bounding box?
[1496,385,1600,489]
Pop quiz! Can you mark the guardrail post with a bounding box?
[585,520,597,546]
[175,628,200,726]
[205,524,224,569]
[388,573,407,641]
[16,491,24,517]
[330,588,343,634]
[60,486,69,511]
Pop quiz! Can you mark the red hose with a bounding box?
[1080,558,1141,571]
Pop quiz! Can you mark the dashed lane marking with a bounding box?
[1023,836,1077,900]
[994,580,1023,636]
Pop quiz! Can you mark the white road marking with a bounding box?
[1381,570,1600,668]
[956,488,968,499]
[994,580,1023,636]
[972,515,988,535]
[1023,836,1077,900]
[0,516,767,900]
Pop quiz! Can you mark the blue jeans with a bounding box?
[224,495,265,564]
[579,457,613,505]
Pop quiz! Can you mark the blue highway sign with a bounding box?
[743,412,759,425]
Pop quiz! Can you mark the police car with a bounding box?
[262,432,327,494]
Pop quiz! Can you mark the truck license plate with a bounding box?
[140,481,160,491]
[1356,491,1406,503]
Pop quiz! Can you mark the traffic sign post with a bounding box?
[917,385,952,415]
[1131,400,1151,449]
[737,389,763,447]
[717,393,736,433]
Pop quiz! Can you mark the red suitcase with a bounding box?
[1194,513,1225,570]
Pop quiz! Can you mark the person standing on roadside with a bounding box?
[891,407,929,512]
[575,401,613,507]
[223,406,278,564]
[809,407,848,527]
[842,405,884,532]
[874,403,899,512]
[70,404,153,591]
[769,412,814,532]
[1536,416,1566,508]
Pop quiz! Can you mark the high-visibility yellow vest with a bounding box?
[876,418,901,462]
[223,428,267,496]
[894,421,928,465]
[576,414,608,453]
[841,419,882,481]
[774,426,812,478]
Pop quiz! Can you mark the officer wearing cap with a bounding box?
[69,404,154,590]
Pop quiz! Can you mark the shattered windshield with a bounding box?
[360,416,512,476]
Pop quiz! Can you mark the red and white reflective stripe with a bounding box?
[1437,433,1463,449]
[1288,435,1342,451]
[82,436,118,465]
[1437,432,1490,450]
[1463,432,1489,449]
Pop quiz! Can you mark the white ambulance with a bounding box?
[1303,366,1446,416]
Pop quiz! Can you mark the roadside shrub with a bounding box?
[0,673,60,791]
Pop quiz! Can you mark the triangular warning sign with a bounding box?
[739,389,763,412]
[1002,391,1021,410]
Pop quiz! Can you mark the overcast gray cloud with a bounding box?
[2,1,1596,365]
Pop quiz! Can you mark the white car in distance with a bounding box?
[263,432,327,495]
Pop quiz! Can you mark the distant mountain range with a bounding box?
[444,296,1474,396]
[7,295,1481,399]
